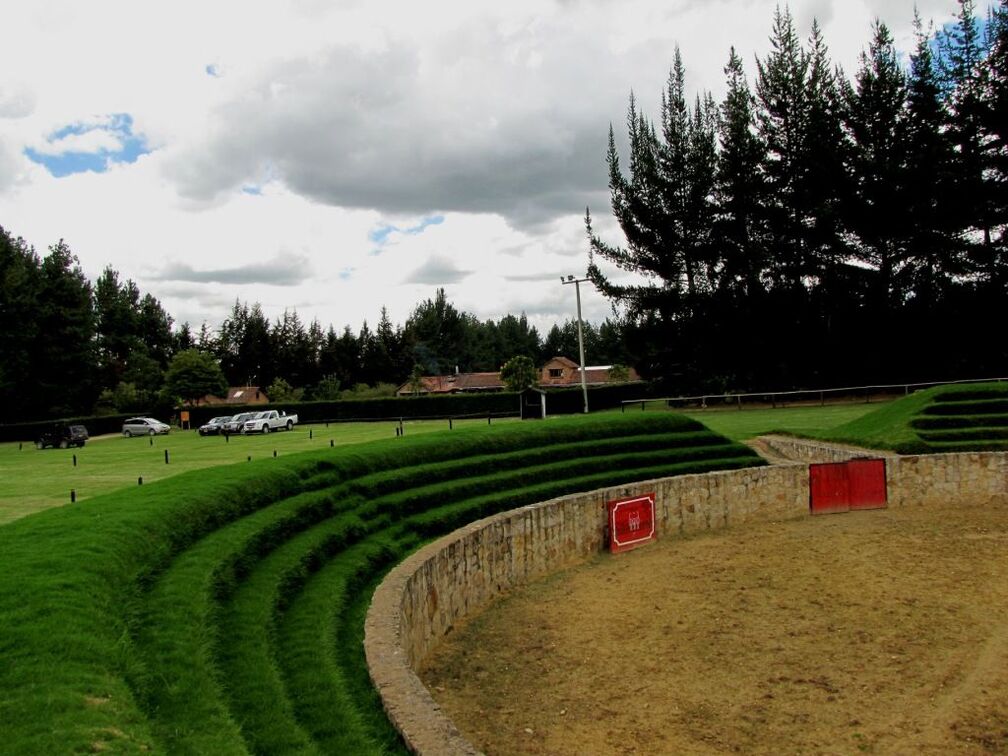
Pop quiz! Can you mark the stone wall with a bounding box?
[364,452,1007,755]
[758,434,896,464]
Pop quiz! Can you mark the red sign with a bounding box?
[608,494,656,553]
[810,459,887,515]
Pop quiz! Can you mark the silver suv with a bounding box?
[122,417,171,437]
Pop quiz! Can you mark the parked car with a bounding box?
[221,412,257,434]
[122,417,171,437]
[241,410,298,434]
[198,415,233,436]
[36,423,88,449]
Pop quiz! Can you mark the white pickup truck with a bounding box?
[242,410,298,434]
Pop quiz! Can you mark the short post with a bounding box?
[73,454,77,467]
[225,433,229,443]
[70,489,76,503]
[164,449,169,465]
[138,476,143,486]
[273,450,277,458]
[309,428,313,440]
[487,414,491,426]
[247,455,251,462]
[330,439,334,448]
[18,442,22,451]
[449,417,453,431]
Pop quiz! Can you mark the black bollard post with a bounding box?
[150,436,153,447]
[164,449,169,465]
[330,439,334,448]
[247,455,251,462]
[19,442,22,451]
[449,417,453,430]
[73,454,77,467]
[138,476,143,486]
[273,450,277,458]
[225,432,229,443]
[70,489,76,503]
[488,414,491,426]
[309,428,313,440]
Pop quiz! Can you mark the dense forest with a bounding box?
[0,227,626,420]
[2,1,1007,422]
[588,1,1007,391]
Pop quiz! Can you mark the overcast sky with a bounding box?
[0,0,962,337]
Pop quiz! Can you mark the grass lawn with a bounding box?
[680,401,886,442]
[0,417,516,525]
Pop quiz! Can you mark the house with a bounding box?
[200,386,270,406]
[395,358,640,396]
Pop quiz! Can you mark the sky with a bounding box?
[0,0,964,338]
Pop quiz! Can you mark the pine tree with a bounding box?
[799,20,849,280]
[844,20,910,311]
[938,0,994,276]
[715,47,767,295]
[978,0,1008,286]
[905,10,961,299]
[755,6,808,288]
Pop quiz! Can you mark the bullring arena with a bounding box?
[365,438,1008,754]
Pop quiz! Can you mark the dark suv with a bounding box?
[36,424,89,449]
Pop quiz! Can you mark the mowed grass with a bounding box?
[680,402,885,442]
[0,417,515,524]
[0,413,764,754]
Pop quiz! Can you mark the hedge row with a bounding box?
[910,413,1008,430]
[0,383,658,442]
[0,412,762,754]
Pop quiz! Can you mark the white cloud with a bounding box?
[0,0,968,337]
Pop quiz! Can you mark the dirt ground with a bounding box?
[420,502,1008,754]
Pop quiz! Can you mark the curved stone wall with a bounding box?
[364,452,1007,755]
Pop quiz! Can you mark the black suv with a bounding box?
[36,424,89,449]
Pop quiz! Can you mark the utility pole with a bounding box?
[561,275,590,413]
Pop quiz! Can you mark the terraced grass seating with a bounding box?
[909,384,1008,452]
[0,414,763,754]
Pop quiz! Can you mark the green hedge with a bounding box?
[0,383,659,442]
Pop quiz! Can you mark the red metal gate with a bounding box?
[809,459,887,515]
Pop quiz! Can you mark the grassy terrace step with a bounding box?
[0,413,762,754]
[920,398,1008,416]
[910,413,1008,430]
[810,381,1008,454]
[932,386,1008,402]
[916,427,1008,442]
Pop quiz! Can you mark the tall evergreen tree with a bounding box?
[978,0,1008,286]
[35,240,97,415]
[905,10,961,299]
[0,227,41,419]
[715,47,767,295]
[799,20,849,280]
[844,20,910,311]
[939,0,995,276]
[755,6,809,289]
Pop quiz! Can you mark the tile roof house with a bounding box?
[200,386,270,406]
[395,357,640,396]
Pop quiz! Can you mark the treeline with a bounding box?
[589,1,1008,391]
[0,228,627,421]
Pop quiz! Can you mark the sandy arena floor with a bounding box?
[420,502,1008,754]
